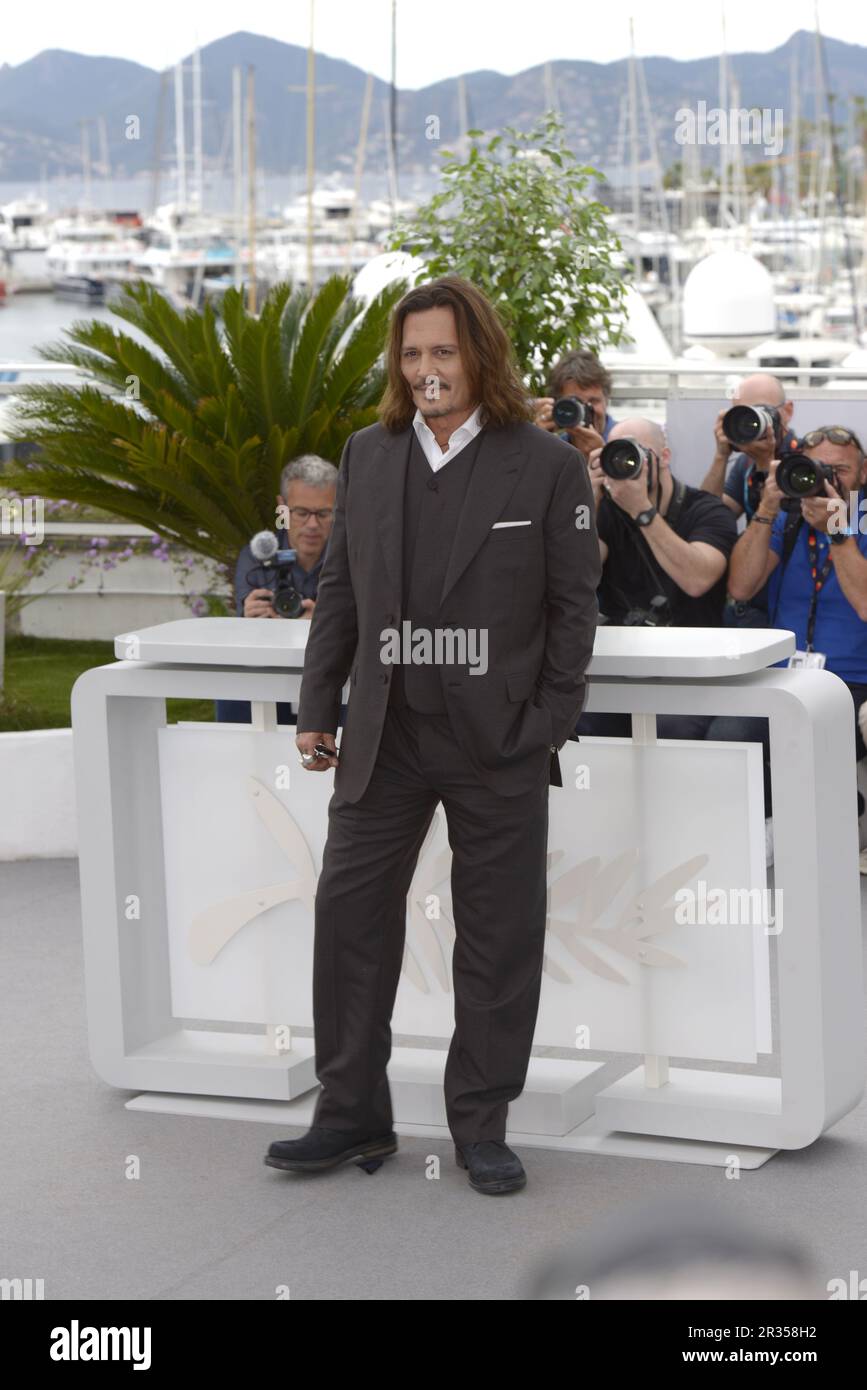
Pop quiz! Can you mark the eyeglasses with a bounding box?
[802,426,865,455]
[285,508,334,523]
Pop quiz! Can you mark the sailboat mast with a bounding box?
[789,47,800,223]
[247,66,256,313]
[306,0,316,288]
[718,6,728,228]
[150,71,168,214]
[627,17,640,279]
[458,74,469,158]
[389,0,399,213]
[79,120,92,210]
[174,61,187,210]
[233,65,243,291]
[349,72,374,252]
[98,115,111,182]
[193,46,204,213]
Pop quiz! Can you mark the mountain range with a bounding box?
[0,28,865,188]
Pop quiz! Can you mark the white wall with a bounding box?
[4,532,228,640]
[0,729,77,860]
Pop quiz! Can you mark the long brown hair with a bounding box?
[378,275,531,432]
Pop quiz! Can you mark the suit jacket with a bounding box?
[296,417,601,802]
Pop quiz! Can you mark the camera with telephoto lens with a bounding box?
[623,595,674,627]
[722,403,781,448]
[776,452,841,501]
[247,530,305,618]
[600,436,654,481]
[268,556,305,617]
[552,396,596,430]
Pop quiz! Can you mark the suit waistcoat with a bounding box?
[389,426,486,712]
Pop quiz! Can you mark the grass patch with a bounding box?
[0,635,218,731]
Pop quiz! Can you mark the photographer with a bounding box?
[589,418,737,624]
[573,417,737,740]
[700,372,800,629]
[533,349,616,457]
[215,454,338,727]
[728,426,867,857]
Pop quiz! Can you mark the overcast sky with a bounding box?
[2,0,866,87]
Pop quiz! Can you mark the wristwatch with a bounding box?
[829,528,855,546]
[633,505,658,528]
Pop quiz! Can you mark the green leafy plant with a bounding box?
[4,275,406,598]
[388,112,629,392]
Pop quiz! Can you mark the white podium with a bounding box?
[70,621,865,1169]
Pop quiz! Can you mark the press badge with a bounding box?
[788,651,827,669]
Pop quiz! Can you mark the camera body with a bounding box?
[622,595,674,627]
[722,403,781,449]
[552,395,596,430]
[776,452,840,501]
[600,436,655,481]
[247,547,304,618]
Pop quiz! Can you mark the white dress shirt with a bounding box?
[412,404,484,472]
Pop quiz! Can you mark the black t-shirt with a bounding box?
[596,481,738,626]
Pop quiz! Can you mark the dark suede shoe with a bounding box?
[455,1139,527,1194]
[264,1125,398,1174]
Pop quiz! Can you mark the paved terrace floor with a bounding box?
[2,857,866,1301]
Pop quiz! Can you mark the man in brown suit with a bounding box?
[264,276,600,1194]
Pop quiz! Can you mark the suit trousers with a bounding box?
[311,702,551,1146]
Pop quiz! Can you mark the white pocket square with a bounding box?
[491,520,531,528]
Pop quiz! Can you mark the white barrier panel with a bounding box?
[69,620,865,1166]
[158,727,770,1062]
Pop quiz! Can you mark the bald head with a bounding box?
[733,373,786,407]
[609,417,667,457]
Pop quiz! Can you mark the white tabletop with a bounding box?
[114,619,796,679]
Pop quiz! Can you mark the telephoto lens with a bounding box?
[272,575,305,618]
[600,437,649,481]
[722,403,780,447]
[776,452,837,500]
[552,396,594,429]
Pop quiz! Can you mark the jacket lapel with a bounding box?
[369,426,411,601]
[439,425,525,606]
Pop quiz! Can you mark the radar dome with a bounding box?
[352,251,424,306]
[682,251,775,355]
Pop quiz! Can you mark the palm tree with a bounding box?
[4,275,405,592]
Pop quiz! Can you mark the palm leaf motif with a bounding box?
[548,851,711,986]
[401,835,712,992]
[185,773,711,999]
[188,776,316,965]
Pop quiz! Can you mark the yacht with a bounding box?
[46,215,143,295]
[0,196,52,291]
[133,204,240,305]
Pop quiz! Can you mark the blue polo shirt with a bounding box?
[724,429,799,614]
[767,510,867,682]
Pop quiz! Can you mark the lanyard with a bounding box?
[805,527,834,651]
[743,462,760,519]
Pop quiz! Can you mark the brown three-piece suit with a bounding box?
[297,414,600,1145]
